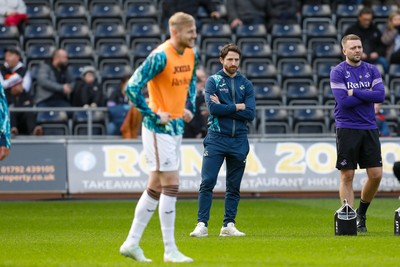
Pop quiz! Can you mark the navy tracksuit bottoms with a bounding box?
[197,132,249,227]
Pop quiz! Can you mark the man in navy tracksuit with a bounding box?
[190,43,255,237]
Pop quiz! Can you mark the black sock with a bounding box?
[358,199,370,215]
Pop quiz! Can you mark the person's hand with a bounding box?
[369,52,378,60]
[210,11,220,19]
[10,84,23,96]
[210,94,220,104]
[347,89,353,96]
[63,84,72,95]
[236,103,245,111]
[183,108,194,123]
[230,18,243,29]
[157,111,170,125]
[6,10,17,16]
[0,146,10,161]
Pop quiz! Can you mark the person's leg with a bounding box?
[197,139,225,225]
[339,169,356,207]
[223,138,248,227]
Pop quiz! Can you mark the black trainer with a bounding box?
[356,209,367,233]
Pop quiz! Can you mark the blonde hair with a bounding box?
[341,34,361,48]
[387,10,400,30]
[168,12,195,32]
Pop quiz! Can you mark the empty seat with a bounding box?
[64,41,95,62]
[313,58,341,84]
[58,19,91,44]
[372,4,398,19]
[264,108,290,134]
[97,40,130,63]
[242,59,277,81]
[73,110,106,136]
[240,41,272,61]
[270,24,302,44]
[23,23,55,44]
[93,20,126,46]
[285,79,319,105]
[253,80,282,105]
[309,38,342,63]
[301,4,332,22]
[54,1,87,25]
[26,1,52,24]
[124,0,159,25]
[99,59,133,81]
[274,39,307,63]
[199,22,232,47]
[235,24,268,43]
[25,39,56,62]
[293,108,326,134]
[90,1,123,26]
[127,21,161,46]
[278,59,313,83]
[36,111,69,135]
[303,19,337,44]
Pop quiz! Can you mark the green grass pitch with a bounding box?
[0,197,399,267]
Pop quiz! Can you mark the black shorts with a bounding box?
[335,128,382,170]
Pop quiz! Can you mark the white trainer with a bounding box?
[219,222,246,237]
[189,222,208,237]
[164,249,194,263]
[120,243,152,262]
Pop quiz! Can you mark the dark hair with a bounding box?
[358,6,373,17]
[219,43,241,59]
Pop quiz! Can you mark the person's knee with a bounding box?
[147,188,161,200]
[161,184,179,197]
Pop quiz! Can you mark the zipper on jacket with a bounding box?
[231,78,236,137]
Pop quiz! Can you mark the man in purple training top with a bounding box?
[330,34,385,233]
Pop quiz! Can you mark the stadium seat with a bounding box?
[0,25,19,43]
[25,39,56,62]
[64,41,95,62]
[335,4,363,21]
[97,39,130,64]
[270,23,302,44]
[314,58,341,84]
[240,41,272,62]
[23,23,55,45]
[263,108,291,134]
[301,4,331,22]
[252,79,283,105]
[242,59,278,81]
[54,1,88,25]
[309,39,342,63]
[58,19,91,44]
[372,4,398,19]
[293,108,326,134]
[303,19,337,45]
[199,22,232,47]
[278,59,313,83]
[235,24,268,43]
[320,78,335,105]
[127,21,162,47]
[99,59,133,81]
[89,1,123,26]
[36,111,69,135]
[73,110,106,136]
[93,20,126,46]
[124,0,159,25]
[26,1,52,24]
[205,58,222,75]
[274,39,307,64]
[284,78,319,105]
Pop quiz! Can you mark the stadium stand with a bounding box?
[5,0,400,137]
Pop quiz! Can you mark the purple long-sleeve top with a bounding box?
[330,61,385,129]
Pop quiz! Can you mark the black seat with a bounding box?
[25,39,56,62]
[127,21,162,47]
[253,80,282,105]
[36,110,69,135]
[274,39,307,63]
[242,59,277,81]
[293,108,326,134]
[278,59,313,83]
[372,4,398,19]
[235,24,268,43]
[309,39,342,63]
[97,39,130,63]
[93,20,126,46]
[99,59,133,81]
[54,1,88,25]
[124,0,159,25]
[23,23,55,45]
[58,19,91,45]
[26,1,52,24]
[270,23,302,44]
[240,41,272,62]
[303,19,337,44]
[264,108,290,134]
[301,4,331,22]
[89,1,123,26]
[199,22,232,47]
[285,79,319,105]
[313,58,341,84]
[64,41,95,62]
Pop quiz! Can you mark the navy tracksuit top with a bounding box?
[204,69,256,137]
